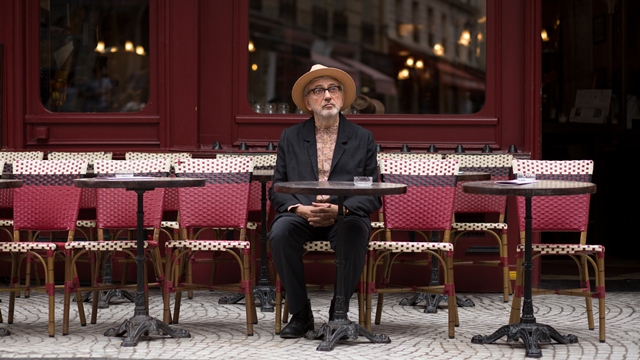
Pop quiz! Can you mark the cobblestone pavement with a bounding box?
[0,289,637,359]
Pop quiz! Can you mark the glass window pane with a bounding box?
[248,0,486,115]
[40,0,149,113]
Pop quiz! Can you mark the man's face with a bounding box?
[304,77,344,117]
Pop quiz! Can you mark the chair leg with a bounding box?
[8,253,19,324]
[242,249,255,336]
[162,246,175,324]
[596,254,606,342]
[46,255,55,337]
[357,275,365,326]
[62,250,72,336]
[445,254,457,339]
[73,259,87,328]
[577,255,595,331]
[500,232,512,302]
[274,274,282,334]
[375,252,393,326]
[509,255,524,324]
[173,248,185,326]
[90,251,104,325]
[25,251,33,298]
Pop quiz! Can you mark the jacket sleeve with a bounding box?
[268,127,300,213]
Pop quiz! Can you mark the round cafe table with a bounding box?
[274,180,407,351]
[463,180,596,358]
[0,179,23,337]
[74,177,205,347]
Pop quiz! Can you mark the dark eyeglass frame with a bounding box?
[307,85,343,97]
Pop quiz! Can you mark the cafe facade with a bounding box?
[1,0,633,290]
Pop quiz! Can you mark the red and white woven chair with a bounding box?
[124,152,193,241]
[66,159,170,328]
[47,151,114,241]
[444,153,513,302]
[217,153,277,285]
[164,157,257,335]
[1,159,87,337]
[366,158,460,339]
[0,151,45,241]
[373,153,443,230]
[508,159,605,342]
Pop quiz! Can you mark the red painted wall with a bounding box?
[0,0,542,291]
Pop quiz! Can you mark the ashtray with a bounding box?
[115,170,135,178]
[354,176,372,186]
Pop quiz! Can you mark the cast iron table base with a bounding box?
[463,180,596,358]
[75,178,204,346]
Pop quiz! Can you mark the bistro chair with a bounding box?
[373,152,442,229]
[366,158,460,339]
[0,151,45,174]
[47,151,114,241]
[1,159,87,337]
[444,153,513,302]
[65,159,170,328]
[124,152,193,241]
[164,157,257,335]
[217,153,277,285]
[0,151,45,241]
[508,159,605,342]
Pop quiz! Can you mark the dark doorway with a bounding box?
[541,1,639,261]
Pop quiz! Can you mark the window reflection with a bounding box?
[40,0,149,113]
[248,0,486,115]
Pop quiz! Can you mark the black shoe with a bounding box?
[280,300,314,339]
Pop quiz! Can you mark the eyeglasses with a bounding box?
[307,85,342,97]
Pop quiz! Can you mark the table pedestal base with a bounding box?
[400,293,474,313]
[218,293,245,305]
[252,284,275,312]
[98,252,134,308]
[99,289,135,308]
[471,322,578,358]
[105,314,191,347]
[305,319,391,351]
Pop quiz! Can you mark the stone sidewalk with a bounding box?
[0,289,636,359]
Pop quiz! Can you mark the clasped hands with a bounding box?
[293,195,343,227]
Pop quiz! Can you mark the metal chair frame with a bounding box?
[366,158,460,339]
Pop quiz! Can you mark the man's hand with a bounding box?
[294,202,339,227]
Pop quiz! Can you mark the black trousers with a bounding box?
[268,213,370,315]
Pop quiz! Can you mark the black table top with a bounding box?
[74,177,205,190]
[251,169,488,182]
[456,171,490,181]
[462,180,596,197]
[273,181,407,196]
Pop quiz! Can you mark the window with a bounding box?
[40,0,150,113]
[248,0,486,115]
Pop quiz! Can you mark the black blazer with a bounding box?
[269,113,381,220]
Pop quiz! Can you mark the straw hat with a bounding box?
[291,64,356,114]
[353,94,386,114]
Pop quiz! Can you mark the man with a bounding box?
[268,64,381,338]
